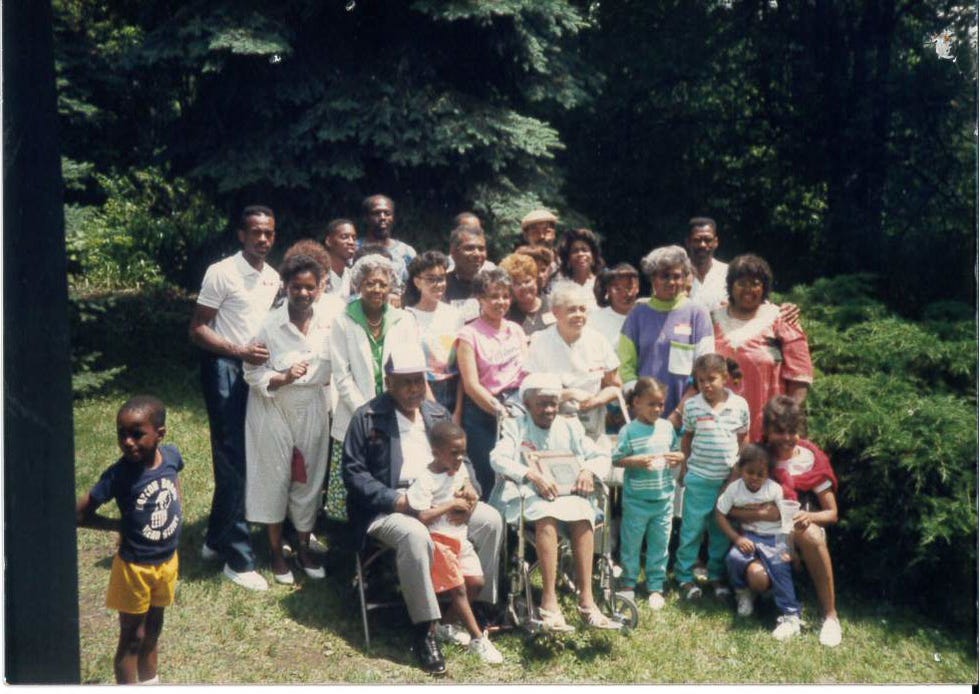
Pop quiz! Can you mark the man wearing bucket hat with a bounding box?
[520,208,560,291]
[342,343,504,675]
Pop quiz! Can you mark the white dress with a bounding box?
[243,296,343,530]
[488,414,609,527]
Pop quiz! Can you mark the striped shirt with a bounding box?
[612,419,677,499]
[682,390,750,480]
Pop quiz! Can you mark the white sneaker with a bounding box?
[435,622,471,646]
[735,588,754,617]
[468,636,504,664]
[772,614,801,641]
[647,592,665,611]
[201,543,220,561]
[222,564,269,591]
[819,617,842,647]
[273,570,295,585]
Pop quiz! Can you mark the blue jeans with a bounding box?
[461,395,498,502]
[726,531,800,616]
[200,355,256,572]
[430,376,459,414]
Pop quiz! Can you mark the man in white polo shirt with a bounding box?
[686,217,729,311]
[189,205,281,591]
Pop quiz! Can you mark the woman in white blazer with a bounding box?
[324,254,420,520]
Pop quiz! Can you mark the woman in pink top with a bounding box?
[457,268,529,499]
[711,254,813,442]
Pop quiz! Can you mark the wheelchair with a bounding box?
[498,469,639,635]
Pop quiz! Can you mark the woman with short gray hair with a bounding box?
[618,245,714,418]
[349,253,396,293]
[526,283,621,442]
[639,245,693,281]
[324,252,420,521]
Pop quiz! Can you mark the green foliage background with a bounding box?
[56,0,977,636]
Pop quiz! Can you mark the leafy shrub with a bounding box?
[65,167,226,292]
[786,276,978,633]
[69,296,126,398]
[69,287,200,397]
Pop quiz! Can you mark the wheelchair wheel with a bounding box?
[602,593,639,631]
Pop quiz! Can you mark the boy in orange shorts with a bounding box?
[76,395,183,684]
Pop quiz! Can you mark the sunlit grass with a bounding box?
[74,368,977,684]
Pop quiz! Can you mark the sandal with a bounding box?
[577,605,621,630]
[538,607,575,633]
[680,582,702,600]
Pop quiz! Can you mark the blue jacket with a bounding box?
[341,393,482,550]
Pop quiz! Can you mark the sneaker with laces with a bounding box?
[772,614,801,641]
[647,592,665,611]
[468,636,504,664]
[819,617,842,647]
[434,623,471,646]
[222,564,269,591]
[735,588,754,617]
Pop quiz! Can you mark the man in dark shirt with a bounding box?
[342,347,503,675]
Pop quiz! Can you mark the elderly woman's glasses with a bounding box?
[733,277,764,289]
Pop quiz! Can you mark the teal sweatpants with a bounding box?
[618,492,673,592]
[674,472,729,584]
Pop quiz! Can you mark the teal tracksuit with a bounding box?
[613,419,676,592]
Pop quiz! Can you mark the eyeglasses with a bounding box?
[656,272,685,282]
[420,275,447,285]
[733,277,764,289]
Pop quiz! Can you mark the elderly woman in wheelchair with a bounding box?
[488,372,623,632]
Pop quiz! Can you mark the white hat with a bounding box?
[384,343,427,375]
[520,208,558,230]
[519,372,562,401]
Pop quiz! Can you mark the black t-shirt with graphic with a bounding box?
[89,444,184,565]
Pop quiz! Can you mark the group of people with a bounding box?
[76,198,843,683]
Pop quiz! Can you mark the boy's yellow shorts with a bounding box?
[106,552,179,615]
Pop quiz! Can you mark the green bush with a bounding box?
[65,167,226,292]
[69,286,200,397]
[787,276,978,633]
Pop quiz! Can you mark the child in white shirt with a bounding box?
[715,444,801,641]
[407,421,504,664]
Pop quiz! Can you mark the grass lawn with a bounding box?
[73,366,977,684]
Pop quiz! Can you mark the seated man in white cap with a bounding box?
[342,343,504,676]
[487,372,619,632]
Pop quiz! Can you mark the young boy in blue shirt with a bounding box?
[76,395,183,684]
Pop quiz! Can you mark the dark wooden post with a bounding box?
[3,0,82,683]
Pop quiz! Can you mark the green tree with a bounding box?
[55,0,600,286]
[561,0,976,311]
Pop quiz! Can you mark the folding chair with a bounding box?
[353,542,403,651]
